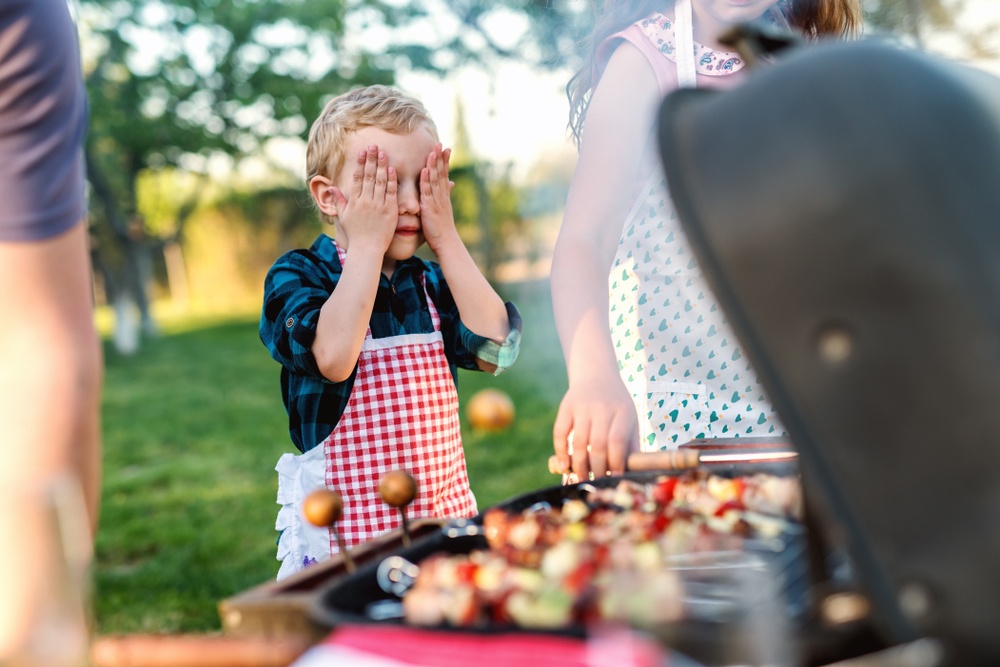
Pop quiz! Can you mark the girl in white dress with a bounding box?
[550,0,862,479]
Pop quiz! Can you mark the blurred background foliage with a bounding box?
[79,0,587,352]
[78,0,996,354]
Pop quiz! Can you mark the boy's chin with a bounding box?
[386,235,425,261]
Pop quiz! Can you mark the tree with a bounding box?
[81,0,376,351]
[866,0,999,62]
[78,0,591,352]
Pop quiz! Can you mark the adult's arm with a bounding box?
[0,1,100,656]
[0,221,102,655]
[0,222,102,520]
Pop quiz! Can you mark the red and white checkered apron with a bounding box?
[274,252,477,579]
[320,276,478,551]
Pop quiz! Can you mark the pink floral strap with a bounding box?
[637,10,746,78]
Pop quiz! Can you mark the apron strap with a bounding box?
[645,0,697,215]
[674,0,698,89]
[421,274,442,332]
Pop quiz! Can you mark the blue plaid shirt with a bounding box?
[260,234,522,453]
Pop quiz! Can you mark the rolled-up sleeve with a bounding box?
[259,252,333,380]
[455,301,522,376]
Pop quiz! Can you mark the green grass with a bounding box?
[94,280,565,634]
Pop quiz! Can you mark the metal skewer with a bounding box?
[380,470,417,547]
[302,487,354,573]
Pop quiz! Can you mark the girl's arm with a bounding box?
[551,41,663,479]
[312,147,399,382]
[420,144,511,342]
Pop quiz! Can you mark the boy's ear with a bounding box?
[309,176,339,217]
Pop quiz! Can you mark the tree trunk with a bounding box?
[163,240,190,309]
[85,148,157,352]
[473,165,495,282]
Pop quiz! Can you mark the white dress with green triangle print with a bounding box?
[607,2,785,451]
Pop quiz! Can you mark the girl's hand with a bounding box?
[552,377,640,480]
[330,145,398,254]
[419,144,458,255]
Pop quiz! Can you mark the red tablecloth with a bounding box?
[290,624,666,667]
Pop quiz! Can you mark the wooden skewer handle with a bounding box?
[548,448,700,475]
[626,448,700,471]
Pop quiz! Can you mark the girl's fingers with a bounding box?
[552,406,574,474]
[581,410,611,478]
[570,424,592,482]
[563,409,592,482]
[606,413,635,475]
[588,434,610,479]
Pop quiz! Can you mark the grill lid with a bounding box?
[657,37,1000,666]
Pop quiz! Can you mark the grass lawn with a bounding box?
[93,279,566,634]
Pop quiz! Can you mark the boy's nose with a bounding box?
[398,186,420,215]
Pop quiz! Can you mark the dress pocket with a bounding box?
[641,380,716,451]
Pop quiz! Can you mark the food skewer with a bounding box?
[548,448,701,475]
[302,487,355,573]
[548,446,798,476]
[380,470,417,547]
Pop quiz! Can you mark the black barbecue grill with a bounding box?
[308,460,848,665]
[658,33,1000,667]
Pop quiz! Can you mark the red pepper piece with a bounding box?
[653,477,679,505]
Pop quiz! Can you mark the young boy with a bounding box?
[260,85,521,579]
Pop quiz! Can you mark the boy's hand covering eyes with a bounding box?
[330,145,398,253]
[419,144,458,254]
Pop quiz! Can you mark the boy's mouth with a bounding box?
[395,227,420,236]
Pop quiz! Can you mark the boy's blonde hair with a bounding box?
[306,84,438,188]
